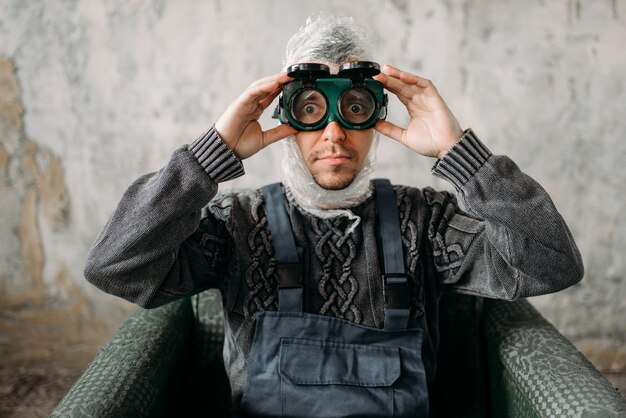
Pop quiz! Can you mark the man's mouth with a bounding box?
[317,154,351,164]
[312,145,357,165]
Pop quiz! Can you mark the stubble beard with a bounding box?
[307,144,359,190]
[307,145,361,190]
[311,165,359,190]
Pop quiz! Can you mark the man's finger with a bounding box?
[248,80,281,99]
[381,64,405,79]
[400,72,433,89]
[236,80,282,108]
[374,120,407,145]
[258,86,283,109]
[375,72,419,104]
[249,72,293,89]
[389,65,437,91]
[262,124,298,147]
[382,64,435,91]
[374,73,412,105]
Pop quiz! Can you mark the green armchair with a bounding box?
[50,291,626,417]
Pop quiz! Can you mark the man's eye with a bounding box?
[345,102,367,114]
[304,104,317,114]
[349,104,363,114]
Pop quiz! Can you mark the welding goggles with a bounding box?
[273,61,388,131]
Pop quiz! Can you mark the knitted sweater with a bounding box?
[84,127,584,410]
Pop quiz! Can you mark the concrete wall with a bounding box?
[1,0,624,375]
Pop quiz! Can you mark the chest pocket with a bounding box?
[277,337,424,418]
[279,338,400,387]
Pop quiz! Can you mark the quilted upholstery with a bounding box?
[49,291,626,417]
[485,299,626,417]
[49,297,193,418]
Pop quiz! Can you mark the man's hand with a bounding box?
[374,64,464,159]
[214,72,298,160]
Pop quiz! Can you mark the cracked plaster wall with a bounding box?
[0,0,624,374]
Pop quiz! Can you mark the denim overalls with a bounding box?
[237,180,429,418]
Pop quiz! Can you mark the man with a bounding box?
[85,16,583,417]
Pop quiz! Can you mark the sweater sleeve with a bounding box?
[428,129,584,299]
[84,127,244,308]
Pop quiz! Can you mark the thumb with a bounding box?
[262,124,298,148]
[374,120,407,146]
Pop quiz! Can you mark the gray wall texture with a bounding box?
[1,0,624,375]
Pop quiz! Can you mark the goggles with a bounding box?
[273,61,388,131]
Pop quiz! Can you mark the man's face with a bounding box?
[294,122,374,190]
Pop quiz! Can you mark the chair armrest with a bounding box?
[484,299,626,417]
[49,297,194,418]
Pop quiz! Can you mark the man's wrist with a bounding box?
[436,128,465,160]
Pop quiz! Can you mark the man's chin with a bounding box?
[312,172,357,191]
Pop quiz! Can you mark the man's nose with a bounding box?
[321,121,346,143]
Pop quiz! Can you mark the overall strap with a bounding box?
[260,183,302,313]
[372,179,410,330]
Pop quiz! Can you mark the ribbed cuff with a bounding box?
[188,126,245,183]
[431,128,492,190]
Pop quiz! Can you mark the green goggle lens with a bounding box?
[291,89,328,126]
[338,87,376,125]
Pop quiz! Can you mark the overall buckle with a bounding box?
[383,273,410,309]
[278,264,302,289]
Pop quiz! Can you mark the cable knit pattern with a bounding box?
[311,217,363,324]
[242,197,278,318]
[423,188,469,281]
[395,186,424,319]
